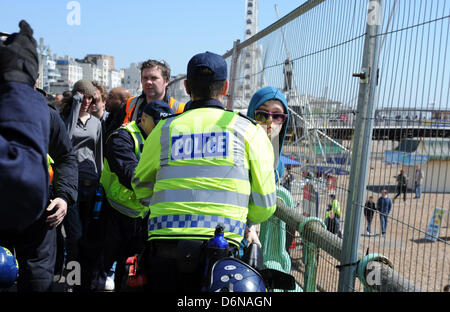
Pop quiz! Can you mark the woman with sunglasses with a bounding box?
[247,86,290,181]
[246,87,298,281]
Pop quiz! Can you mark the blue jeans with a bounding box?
[415,182,422,198]
[380,213,388,234]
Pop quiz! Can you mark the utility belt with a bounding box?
[147,239,238,273]
[150,239,184,259]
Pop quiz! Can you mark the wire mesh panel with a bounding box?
[224,0,368,292]
[222,0,449,292]
[359,0,450,292]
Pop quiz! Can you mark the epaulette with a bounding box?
[105,126,133,145]
[235,111,258,125]
[160,112,182,120]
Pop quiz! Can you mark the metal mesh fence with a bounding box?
[359,0,450,292]
[222,0,449,292]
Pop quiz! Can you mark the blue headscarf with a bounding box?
[247,87,290,182]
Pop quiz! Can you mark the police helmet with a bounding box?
[207,257,266,292]
[0,246,19,289]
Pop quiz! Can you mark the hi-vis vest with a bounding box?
[100,121,148,218]
[122,96,185,125]
[325,199,341,219]
[132,107,277,246]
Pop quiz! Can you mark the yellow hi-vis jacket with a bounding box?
[325,199,341,219]
[132,107,277,246]
[100,121,149,218]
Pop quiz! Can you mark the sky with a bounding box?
[1,0,304,76]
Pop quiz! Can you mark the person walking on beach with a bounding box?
[393,169,407,203]
[364,196,376,235]
[414,165,424,199]
[377,189,392,236]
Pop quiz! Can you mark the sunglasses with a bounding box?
[254,110,287,124]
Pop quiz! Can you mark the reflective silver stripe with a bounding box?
[107,198,141,218]
[160,116,178,166]
[130,97,143,122]
[148,214,246,236]
[156,165,249,181]
[151,189,249,208]
[127,97,137,114]
[123,123,144,158]
[233,116,252,167]
[135,132,144,158]
[251,191,277,208]
[131,177,155,192]
[171,99,184,113]
[139,198,151,207]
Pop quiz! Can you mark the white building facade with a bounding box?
[123,62,142,96]
[109,70,122,89]
[80,62,101,82]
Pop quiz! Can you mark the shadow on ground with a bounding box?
[366,185,413,194]
[411,237,450,244]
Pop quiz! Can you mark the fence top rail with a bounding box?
[168,0,326,88]
[222,0,326,58]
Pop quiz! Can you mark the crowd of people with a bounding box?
[2,19,442,294]
[0,20,293,292]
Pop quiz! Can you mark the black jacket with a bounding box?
[396,174,407,187]
[0,82,49,231]
[104,124,147,190]
[364,200,376,218]
[48,104,78,206]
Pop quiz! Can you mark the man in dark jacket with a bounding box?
[19,89,79,290]
[46,102,78,228]
[393,169,408,202]
[324,205,342,238]
[45,101,78,283]
[364,196,376,235]
[0,20,51,291]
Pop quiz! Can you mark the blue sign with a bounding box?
[425,208,446,242]
[171,132,229,161]
[384,151,429,165]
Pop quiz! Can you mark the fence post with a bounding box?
[226,39,240,110]
[337,0,384,292]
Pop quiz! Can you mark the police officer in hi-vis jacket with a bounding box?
[132,51,277,292]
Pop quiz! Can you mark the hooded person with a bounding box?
[246,87,298,285]
[247,86,290,182]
